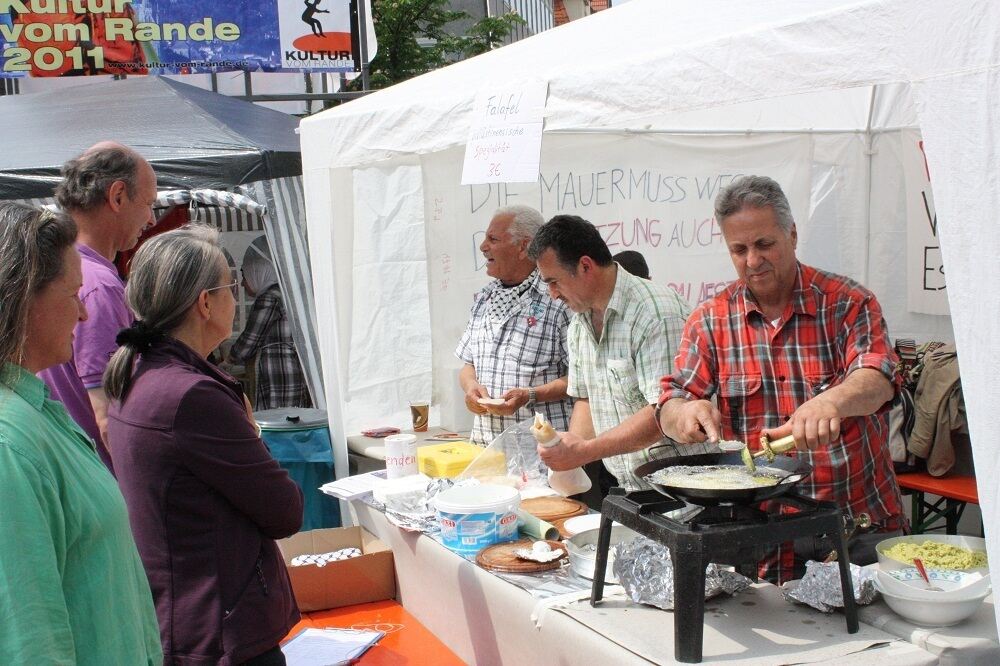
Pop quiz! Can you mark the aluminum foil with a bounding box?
[611,536,752,610]
[378,477,454,533]
[781,560,878,613]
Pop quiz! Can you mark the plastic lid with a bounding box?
[255,407,329,430]
[433,483,520,513]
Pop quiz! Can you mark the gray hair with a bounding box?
[104,224,227,400]
[714,175,795,234]
[55,144,141,212]
[0,203,77,370]
[494,205,544,243]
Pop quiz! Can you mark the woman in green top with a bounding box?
[0,203,162,665]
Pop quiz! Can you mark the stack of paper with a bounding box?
[319,470,387,501]
[281,627,384,665]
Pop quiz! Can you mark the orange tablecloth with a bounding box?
[285,600,464,665]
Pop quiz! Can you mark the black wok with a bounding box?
[634,447,812,506]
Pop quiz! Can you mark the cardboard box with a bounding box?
[278,526,396,612]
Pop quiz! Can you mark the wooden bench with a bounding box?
[895,471,979,535]
[285,599,465,664]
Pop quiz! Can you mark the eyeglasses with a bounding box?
[206,280,239,298]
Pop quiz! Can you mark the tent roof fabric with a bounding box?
[300,0,969,169]
[0,77,302,200]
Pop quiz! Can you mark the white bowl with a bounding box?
[876,567,991,601]
[562,514,621,536]
[874,575,989,626]
[876,534,989,574]
[565,525,639,583]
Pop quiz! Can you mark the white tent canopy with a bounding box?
[300,0,1000,630]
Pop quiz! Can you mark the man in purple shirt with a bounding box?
[38,142,157,471]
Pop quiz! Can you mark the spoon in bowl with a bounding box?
[913,557,944,592]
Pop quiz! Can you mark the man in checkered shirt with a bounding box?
[657,175,905,581]
[529,215,698,492]
[456,206,573,446]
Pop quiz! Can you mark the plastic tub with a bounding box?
[434,484,521,556]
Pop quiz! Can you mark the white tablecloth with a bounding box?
[351,500,944,665]
[859,596,999,665]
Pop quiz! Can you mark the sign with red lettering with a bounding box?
[902,129,949,315]
[431,132,810,310]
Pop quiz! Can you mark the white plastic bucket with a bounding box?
[434,484,520,556]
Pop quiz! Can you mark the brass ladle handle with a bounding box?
[741,433,797,472]
[756,433,797,461]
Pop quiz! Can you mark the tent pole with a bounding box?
[356,0,371,91]
[863,84,878,286]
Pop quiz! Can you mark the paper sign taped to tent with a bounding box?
[902,129,949,315]
[462,81,547,185]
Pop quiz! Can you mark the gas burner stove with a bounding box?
[590,488,859,663]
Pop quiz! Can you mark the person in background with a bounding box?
[104,226,303,665]
[229,236,312,410]
[0,203,161,665]
[38,141,157,472]
[457,205,573,446]
[657,175,904,581]
[529,215,699,491]
[612,250,651,280]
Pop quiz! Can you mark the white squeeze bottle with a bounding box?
[531,412,592,497]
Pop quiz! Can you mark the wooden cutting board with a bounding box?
[521,496,588,523]
[476,539,568,574]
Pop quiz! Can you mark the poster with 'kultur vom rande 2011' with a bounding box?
[0,0,375,77]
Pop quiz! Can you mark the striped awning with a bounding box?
[155,189,266,232]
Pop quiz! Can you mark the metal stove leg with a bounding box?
[832,526,859,633]
[672,545,706,663]
[590,514,614,606]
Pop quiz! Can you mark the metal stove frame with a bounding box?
[590,488,859,663]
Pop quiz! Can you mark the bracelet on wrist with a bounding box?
[653,400,669,438]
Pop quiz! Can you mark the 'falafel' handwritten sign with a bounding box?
[461,81,547,185]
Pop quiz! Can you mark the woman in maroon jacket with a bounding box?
[104,225,303,665]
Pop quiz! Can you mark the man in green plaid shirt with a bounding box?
[529,215,704,491]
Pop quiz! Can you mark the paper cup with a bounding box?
[409,401,429,432]
[384,434,419,479]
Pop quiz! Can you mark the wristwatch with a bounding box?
[526,387,537,410]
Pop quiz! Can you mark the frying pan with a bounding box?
[634,446,812,506]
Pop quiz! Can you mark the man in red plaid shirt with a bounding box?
[657,175,904,582]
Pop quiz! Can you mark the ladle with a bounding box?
[741,433,797,472]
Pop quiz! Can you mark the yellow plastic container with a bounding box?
[417,441,505,478]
